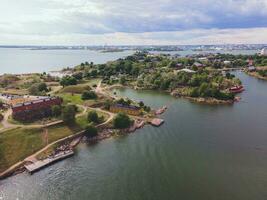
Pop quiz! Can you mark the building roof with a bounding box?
[113,104,140,111]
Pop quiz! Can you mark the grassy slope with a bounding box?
[76,109,110,129]
[0,123,82,173]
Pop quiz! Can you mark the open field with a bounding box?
[0,123,82,173]
[58,93,84,105]
[76,108,110,128]
[60,84,91,94]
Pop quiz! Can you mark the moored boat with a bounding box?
[229,85,245,93]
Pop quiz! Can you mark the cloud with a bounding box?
[1,27,267,45]
[0,0,267,44]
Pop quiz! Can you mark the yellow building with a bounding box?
[110,104,141,116]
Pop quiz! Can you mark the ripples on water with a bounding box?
[1,72,267,200]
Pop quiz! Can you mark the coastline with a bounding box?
[114,84,236,105]
[246,72,267,81]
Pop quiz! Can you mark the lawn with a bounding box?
[60,84,91,94]
[0,123,82,173]
[58,93,84,105]
[82,78,101,87]
[76,109,110,129]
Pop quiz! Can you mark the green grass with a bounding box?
[76,109,110,129]
[0,123,82,173]
[0,127,44,172]
[7,116,60,126]
[58,93,84,105]
[83,78,101,87]
[60,84,91,94]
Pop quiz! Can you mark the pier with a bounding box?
[24,150,74,174]
[150,118,164,127]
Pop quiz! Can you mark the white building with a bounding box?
[260,48,267,56]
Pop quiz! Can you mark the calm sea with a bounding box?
[1,72,267,200]
[0,48,258,75]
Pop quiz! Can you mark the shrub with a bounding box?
[81,91,97,100]
[113,112,132,129]
[87,111,99,124]
[62,105,76,123]
[84,124,98,138]
[51,105,62,117]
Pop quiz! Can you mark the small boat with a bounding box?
[229,85,245,93]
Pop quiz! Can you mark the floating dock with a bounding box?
[150,118,164,127]
[155,106,167,115]
[24,150,74,174]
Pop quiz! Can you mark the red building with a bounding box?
[12,97,62,122]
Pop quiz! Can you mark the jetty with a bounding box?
[24,150,74,174]
[155,106,167,115]
[150,118,164,127]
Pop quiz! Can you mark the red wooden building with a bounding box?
[12,97,62,122]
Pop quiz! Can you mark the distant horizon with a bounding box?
[0,44,267,47]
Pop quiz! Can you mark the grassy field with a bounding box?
[0,123,82,173]
[60,84,91,94]
[76,109,110,128]
[82,78,101,87]
[58,93,84,105]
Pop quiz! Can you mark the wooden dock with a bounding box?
[24,150,74,174]
[150,118,164,127]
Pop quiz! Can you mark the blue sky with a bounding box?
[1,0,267,45]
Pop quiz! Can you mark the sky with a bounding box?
[1,0,267,45]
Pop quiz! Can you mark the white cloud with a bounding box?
[0,0,267,44]
[0,28,267,45]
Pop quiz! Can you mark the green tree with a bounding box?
[87,111,99,124]
[113,112,132,129]
[60,76,77,87]
[72,72,83,80]
[38,82,48,92]
[81,91,97,100]
[62,105,76,123]
[51,105,62,117]
[84,124,98,138]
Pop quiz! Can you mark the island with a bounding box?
[2,50,265,179]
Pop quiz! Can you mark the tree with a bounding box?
[139,101,144,107]
[113,112,132,129]
[0,113,3,121]
[29,82,48,95]
[119,76,126,85]
[81,91,97,100]
[29,84,40,95]
[84,124,98,138]
[87,111,99,124]
[72,72,83,80]
[38,82,48,92]
[60,76,77,87]
[51,105,62,117]
[62,105,76,123]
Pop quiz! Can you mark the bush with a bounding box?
[113,112,132,129]
[0,114,3,121]
[81,91,97,100]
[51,105,62,117]
[60,76,77,87]
[84,124,98,138]
[29,82,48,95]
[62,105,76,123]
[87,111,99,124]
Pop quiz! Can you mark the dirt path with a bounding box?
[0,109,16,130]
